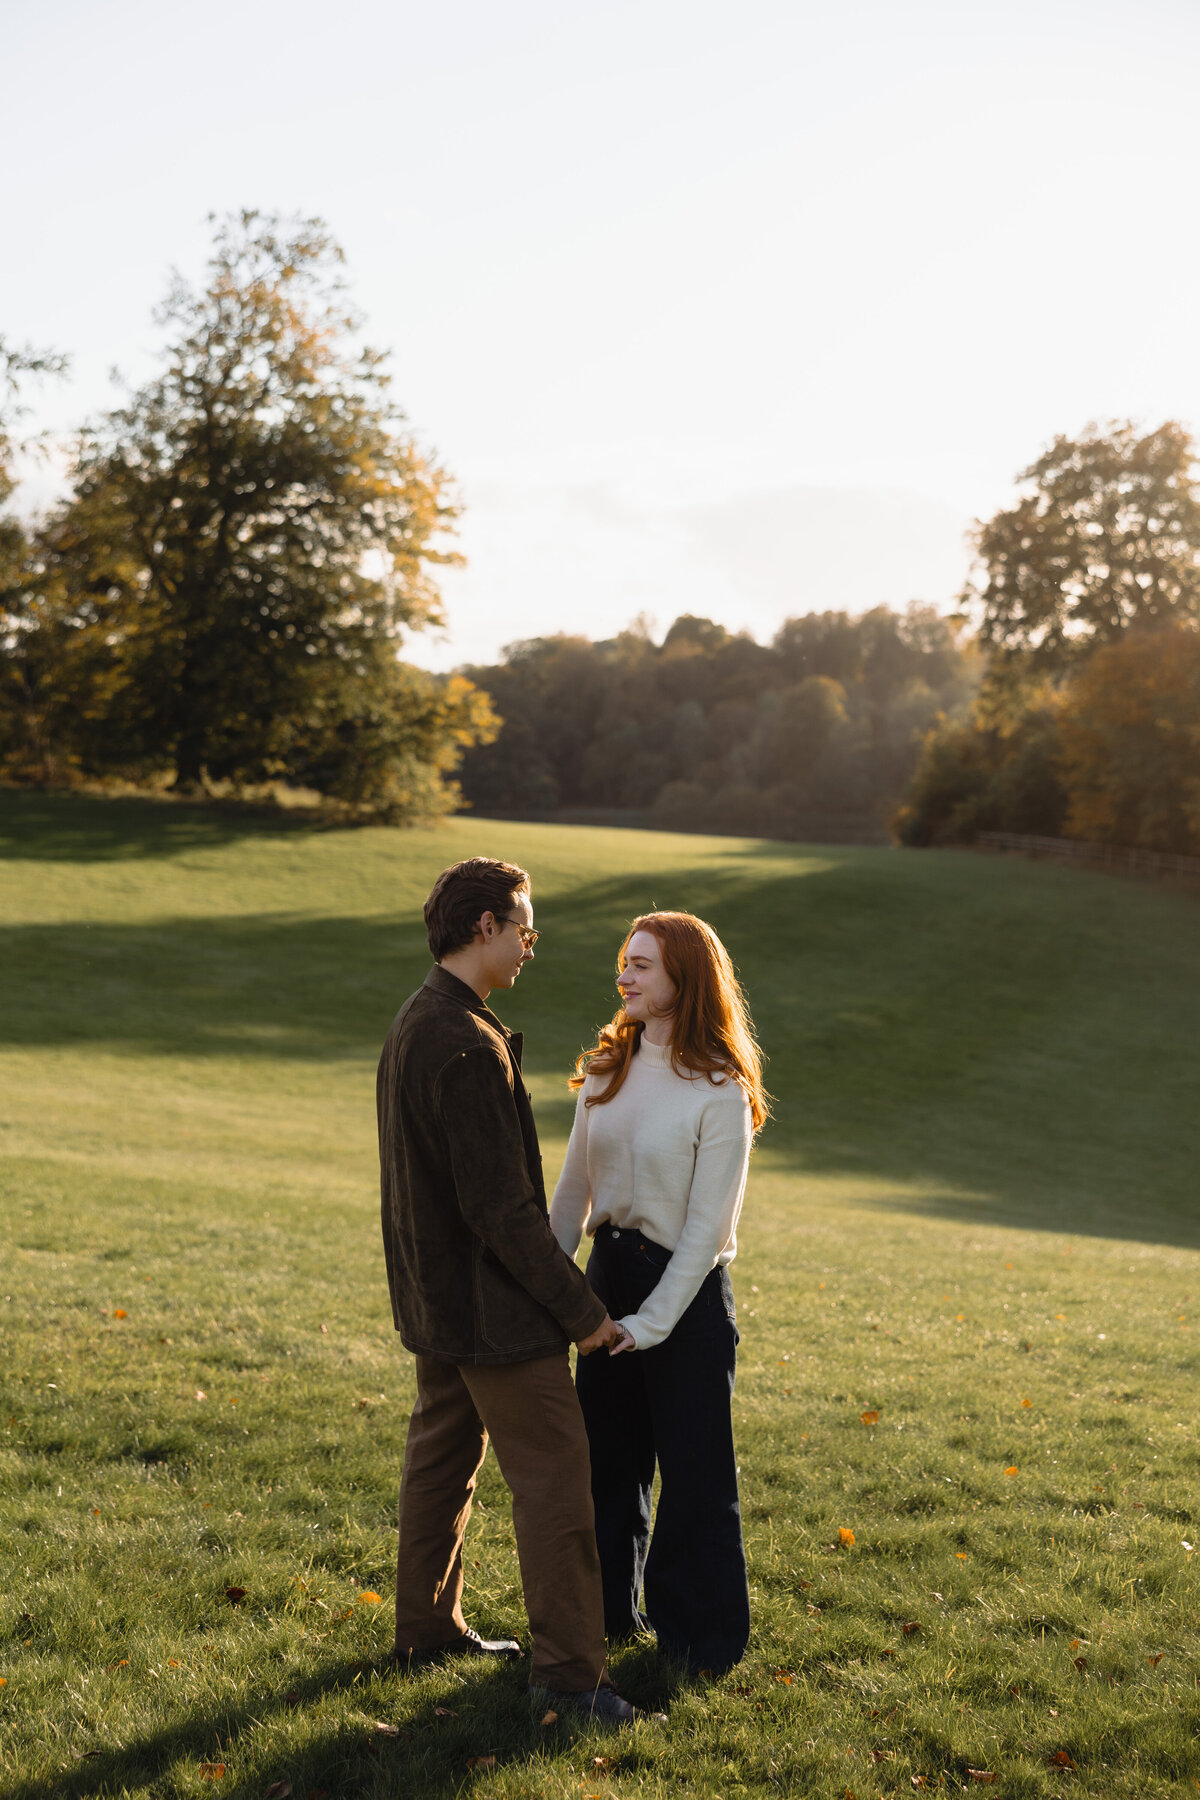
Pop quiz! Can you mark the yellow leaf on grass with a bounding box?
[198,1764,225,1780]
[113,1310,127,1319]
[1146,1653,1164,1667]
[1004,1466,1019,1477]
[838,1527,856,1546]
[955,1552,968,1560]
[358,1591,382,1604]
[967,1772,998,1784]
[860,1410,879,1426]
[1020,1397,1033,1408]
[539,1709,558,1725]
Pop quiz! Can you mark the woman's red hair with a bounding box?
[570,911,770,1132]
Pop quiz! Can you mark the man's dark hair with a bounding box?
[424,857,530,961]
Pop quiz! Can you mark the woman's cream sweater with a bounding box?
[548,1037,752,1350]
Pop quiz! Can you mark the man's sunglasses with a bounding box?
[496,916,539,949]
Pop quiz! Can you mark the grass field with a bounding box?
[2,788,1200,1800]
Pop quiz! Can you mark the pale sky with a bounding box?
[4,0,1198,667]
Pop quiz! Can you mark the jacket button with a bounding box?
[611,1229,621,1239]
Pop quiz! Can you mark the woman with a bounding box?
[549,911,769,1676]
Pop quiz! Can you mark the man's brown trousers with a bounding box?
[394,1352,608,1692]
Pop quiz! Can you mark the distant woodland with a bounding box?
[458,606,978,842]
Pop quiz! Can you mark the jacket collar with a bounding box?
[424,964,512,1038]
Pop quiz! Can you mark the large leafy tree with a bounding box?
[970,421,1200,669]
[0,338,75,781]
[31,211,493,808]
[1058,625,1200,854]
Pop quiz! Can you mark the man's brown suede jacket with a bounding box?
[377,965,606,1365]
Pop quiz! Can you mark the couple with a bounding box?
[377,857,768,1726]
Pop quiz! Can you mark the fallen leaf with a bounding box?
[374,1722,401,1738]
[434,1706,458,1719]
[266,1784,292,1799]
[113,1310,127,1319]
[593,1755,612,1769]
[466,1754,496,1771]
[956,1313,965,1322]
[1007,1683,1020,1698]
[168,1658,180,1668]
[195,1390,207,1401]
[1073,1656,1088,1673]
[967,1772,998,1784]
[358,1591,382,1604]
[860,1410,879,1426]
[1050,1749,1076,1768]
[1146,1653,1164,1667]
[773,1668,794,1684]
[1021,1397,1033,1409]
[198,1764,225,1780]
[1070,1638,1081,1649]
[901,1621,921,1636]
[911,1779,927,1791]
[838,1527,856,1546]
[539,1709,558,1726]
[319,1324,328,1335]
[0,1678,6,1687]
[955,1552,969,1560]
[1004,1465,1019,1477]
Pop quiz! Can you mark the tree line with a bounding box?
[457,606,979,841]
[3,210,1198,852]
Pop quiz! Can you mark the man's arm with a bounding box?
[436,1044,609,1343]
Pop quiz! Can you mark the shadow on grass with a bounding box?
[3,1650,685,1800]
[4,800,1200,1249]
[0,788,339,864]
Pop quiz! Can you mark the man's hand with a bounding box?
[576,1312,625,1356]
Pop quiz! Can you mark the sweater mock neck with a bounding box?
[635,1036,673,1068]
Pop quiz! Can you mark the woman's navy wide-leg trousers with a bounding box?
[575,1224,750,1674]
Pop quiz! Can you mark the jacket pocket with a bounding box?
[473,1241,565,1355]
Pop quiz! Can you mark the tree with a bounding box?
[970,421,1200,669]
[26,211,493,810]
[1057,625,1200,854]
[0,338,76,781]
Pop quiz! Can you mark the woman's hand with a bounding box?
[608,1327,637,1357]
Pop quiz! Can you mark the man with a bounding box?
[377,856,642,1726]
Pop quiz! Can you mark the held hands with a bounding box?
[607,1326,637,1357]
[576,1312,627,1356]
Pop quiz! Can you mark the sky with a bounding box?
[4,0,1199,668]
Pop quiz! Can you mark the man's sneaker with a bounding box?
[530,1684,666,1729]
[400,1627,522,1666]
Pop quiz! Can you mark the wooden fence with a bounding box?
[978,831,1200,883]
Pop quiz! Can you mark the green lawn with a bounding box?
[2,789,1199,1800]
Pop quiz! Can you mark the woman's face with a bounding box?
[616,929,676,1026]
